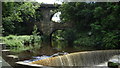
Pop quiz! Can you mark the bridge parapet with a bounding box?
[39,4,60,23]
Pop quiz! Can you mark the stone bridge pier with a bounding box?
[34,4,72,46]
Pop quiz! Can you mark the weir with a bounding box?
[31,50,120,66]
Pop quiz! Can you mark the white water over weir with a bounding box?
[31,50,120,66]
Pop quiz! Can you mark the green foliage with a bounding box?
[30,25,41,46]
[2,2,41,35]
[10,46,33,53]
[102,32,119,49]
[2,35,30,47]
[3,2,40,22]
[1,35,41,47]
[5,40,23,47]
[52,29,77,47]
[108,62,119,67]
[52,30,63,40]
[32,25,39,36]
[52,30,67,48]
[74,36,94,47]
[1,25,41,52]
[61,29,77,47]
[58,2,120,49]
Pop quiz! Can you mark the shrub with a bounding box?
[1,35,41,47]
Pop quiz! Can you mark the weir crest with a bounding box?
[31,50,120,66]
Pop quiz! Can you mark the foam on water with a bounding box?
[31,50,120,66]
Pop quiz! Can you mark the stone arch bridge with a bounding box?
[34,4,73,45]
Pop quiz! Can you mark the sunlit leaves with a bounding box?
[2,2,40,35]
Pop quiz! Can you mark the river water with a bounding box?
[2,43,120,68]
[31,50,120,67]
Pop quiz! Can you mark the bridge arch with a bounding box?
[48,29,66,46]
[34,4,73,47]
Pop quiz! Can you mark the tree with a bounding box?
[2,2,41,35]
[58,2,120,49]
